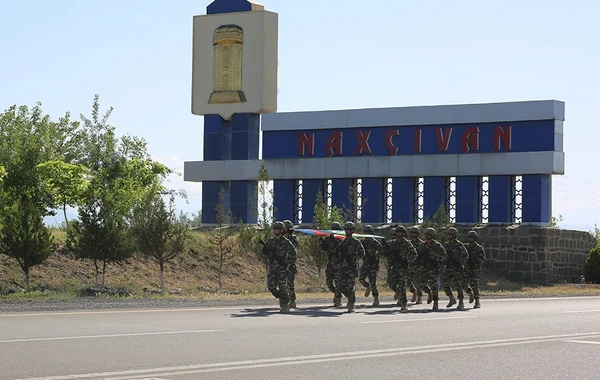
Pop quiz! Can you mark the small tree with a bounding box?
[0,195,55,289]
[584,245,600,284]
[420,204,451,244]
[301,193,343,288]
[342,181,366,228]
[131,194,190,291]
[208,187,237,290]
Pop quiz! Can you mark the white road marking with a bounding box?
[0,329,222,344]
[359,315,476,324]
[563,309,600,313]
[12,332,600,380]
[563,339,600,345]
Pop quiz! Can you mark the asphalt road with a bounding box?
[1,296,600,380]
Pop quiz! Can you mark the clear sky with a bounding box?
[1,0,599,231]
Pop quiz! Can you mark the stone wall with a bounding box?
[457,225,597,284]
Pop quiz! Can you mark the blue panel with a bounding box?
[456,176,480,224]
[392,178,416,224]
[521,175,551,224]
[230,181,258,224]
[207,0,255,14]
[201,181,230,224]
[331,179,354,212]
[488,176,513,223]
[262,120,556,159]
[423,177,448,220]
[231,114,260,160]
[273,180,295,223]
[361,178,384,223]
[301,180,325,223]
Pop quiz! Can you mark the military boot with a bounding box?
[333,296,342,308]
[410,291,417,303]
[400,301,408,313]
[372,296,380,306]
[289,299,297,309]
[279,299,290,314]
[347,301,355,313]
[446,292,457,308]
[432,300,439,311]
[364,285,371,298]
[474,299,481,309]
[457,298,465,310]
[416,293,423,304]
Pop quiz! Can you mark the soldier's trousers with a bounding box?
[268,268,289,303]
[325,261,342,298]
[358,265,379,297]
[466,267,482,300]
[387,263,399,293]
[288,271,296,301]
[408,267,423,296]
[339,272,358,303]
[442,266,466,300]
[395,268,410,304]
[420,266,442,301]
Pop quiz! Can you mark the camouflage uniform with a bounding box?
[407,226,424,303]
[283,220,298,308]
[358,225,382,306]
[465,230,486,308]
[337,221,365,313]
[261,221,296,313]
[442,227,469,310]
[380,228,398,299]
[417,227,448,310]
[320,221,343,307]
[384,232,418,311]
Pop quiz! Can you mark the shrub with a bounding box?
[583,245,600,284]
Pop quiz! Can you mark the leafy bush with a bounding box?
[583,245,600,284]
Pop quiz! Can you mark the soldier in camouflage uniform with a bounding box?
[282,220,299,309]
[383,226,418,312]
[260,221,296,313]
[417,227,447,311]
[380,228,399,302]
[442,227,469,310]
[337,221,365,313]
[409,226,424,304]
[358,224,382,306]
[320,221,343,307]
[465,230,486,309]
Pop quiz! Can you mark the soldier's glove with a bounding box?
[258,239,266,247]
[382,240,389,247]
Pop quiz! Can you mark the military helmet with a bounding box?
[467,230,478,238]
[282,220,294,230]
[447,227,458,235]
[344,221,355,230]
[272,221,285,229]
[389,227,397,235]
[396,225,407,233]
[410,226,420,234]
[424,227,436,236]
[330,222,342,230]
[363,224,374,233]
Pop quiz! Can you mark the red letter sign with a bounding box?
[493,126,512,150]
[386,129,399,155]
[298,133,314,156]
[436,128,453,152]
[461,127,480,153]
[414,129,422,153]
[326,132,343,157]
[355,130,372,155]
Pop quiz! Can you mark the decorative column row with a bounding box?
[273,175,552,225]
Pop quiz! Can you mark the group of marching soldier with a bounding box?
[259,220,486,314]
